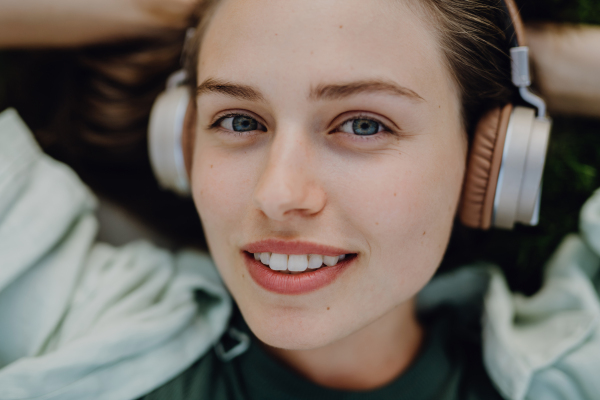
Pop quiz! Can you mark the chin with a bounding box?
[239,303,345,350]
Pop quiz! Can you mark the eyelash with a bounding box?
[209,112,395,140]
[331,113,394,140]
[208,112,266,136]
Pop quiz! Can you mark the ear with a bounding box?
[181,99,197,180]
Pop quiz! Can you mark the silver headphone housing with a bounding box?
[489,47,552,229]
[493,107,551,229]
[148,72,191,196]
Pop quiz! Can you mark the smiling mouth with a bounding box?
[246,251,357,274]
[242,239,357,294]
[243,250,356,294]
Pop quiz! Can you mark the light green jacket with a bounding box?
[0,108,599,400]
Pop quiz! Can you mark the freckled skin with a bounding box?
[190,0,467,390]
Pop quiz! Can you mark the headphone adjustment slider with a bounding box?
[510,46,548,119]
[510,46,531,87]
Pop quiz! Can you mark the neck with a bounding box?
[262,298,424,391]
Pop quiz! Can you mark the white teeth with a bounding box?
[254,252,348,271]
[308,254,324,269]
[260,252,271,265]
[323,255,339,266]
[269,253,288,271]
[288,254,308,272]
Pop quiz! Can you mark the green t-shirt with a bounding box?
[139,306,504,400]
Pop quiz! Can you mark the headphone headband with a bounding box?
[500,0,548,120]
[503,0,527,46]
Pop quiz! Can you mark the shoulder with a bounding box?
[138,349,229,400]
[424,304,506,400]
[452,324,505,400]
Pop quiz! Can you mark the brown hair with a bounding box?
[412,0,515,133]
[184,0,515,136]
[5,32,206,248]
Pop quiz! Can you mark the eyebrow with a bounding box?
[309,80,424,102]
[196,78,266,102]
[196,78,424,102]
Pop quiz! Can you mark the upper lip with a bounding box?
[242,239,353,256]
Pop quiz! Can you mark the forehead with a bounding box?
[198,0,455,104]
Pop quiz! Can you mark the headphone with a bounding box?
[148,0,551,230]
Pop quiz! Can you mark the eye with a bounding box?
[338,118,385,136]
[218,114,266,132]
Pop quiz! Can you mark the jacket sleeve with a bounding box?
[0,108,232,400]
[482,188,600,400]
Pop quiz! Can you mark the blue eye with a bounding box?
[219,115,266,132]
[339,118,383,136]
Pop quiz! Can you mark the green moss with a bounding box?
[520,0,600,25]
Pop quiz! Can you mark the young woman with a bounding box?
[0,1,599,400]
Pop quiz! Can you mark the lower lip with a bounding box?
[244,253,353,295]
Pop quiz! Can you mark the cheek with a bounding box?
[190,144,257,253]
[337,135,466,286]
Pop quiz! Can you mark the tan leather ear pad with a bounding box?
[459,104,513,229]
[182,99,196,179]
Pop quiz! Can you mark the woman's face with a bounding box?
[191,0,467,350]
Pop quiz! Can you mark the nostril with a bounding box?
[252,150,326,220]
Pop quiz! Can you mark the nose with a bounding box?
[253,129,326,221]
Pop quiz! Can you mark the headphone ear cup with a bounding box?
[460,104,513,229]
[492,106,551,229]
[148,86,191,196]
